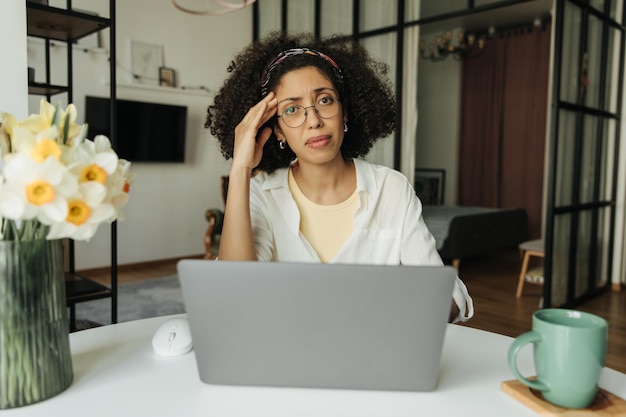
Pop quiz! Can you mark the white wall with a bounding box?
[1,0,28,118]
[415,29,462,206]
[19,0,253,269]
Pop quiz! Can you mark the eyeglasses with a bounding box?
[277,95,340,128]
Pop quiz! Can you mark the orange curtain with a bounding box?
[458,24,551,239]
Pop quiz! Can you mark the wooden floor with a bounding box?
[456,249,626,374]
[79,249,626,373]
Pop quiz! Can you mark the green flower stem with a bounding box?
[1,220,50,242]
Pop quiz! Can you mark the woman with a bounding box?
[205,32,473,323]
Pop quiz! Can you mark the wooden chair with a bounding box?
[516,239,545,301]
[204,176,229,259]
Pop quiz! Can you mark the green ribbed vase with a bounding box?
[0,239,73,409]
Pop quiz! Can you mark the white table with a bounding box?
[5,315,625,416]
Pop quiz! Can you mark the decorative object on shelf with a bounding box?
[0,100,133,409]
[130,40,163,85]
[419,29,486,62]
[159,66,176,87]
[172,0,256,16]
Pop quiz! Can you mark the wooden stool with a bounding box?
[516,239,544,298]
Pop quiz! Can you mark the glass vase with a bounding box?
[0,239,73,409]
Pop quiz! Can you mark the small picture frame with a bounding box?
[159,67,176,87]
[414,169,445,205]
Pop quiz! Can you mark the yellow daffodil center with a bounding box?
[80,164,108,184]
[26,180,55,206]
[67,200,91,226]
[32,138,62,163]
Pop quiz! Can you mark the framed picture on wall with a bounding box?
[414,169,445,205]
[130,40,163,85]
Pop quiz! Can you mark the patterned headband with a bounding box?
[260,48,343,96]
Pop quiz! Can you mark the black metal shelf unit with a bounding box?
[26,1,118,330]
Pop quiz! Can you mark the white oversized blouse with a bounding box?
[248,158,474,323]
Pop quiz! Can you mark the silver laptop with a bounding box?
[177,260,456,392]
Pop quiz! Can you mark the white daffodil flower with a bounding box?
[70,135,119,182]
[0,174,24,224]
[9,124,62,163]
[1,154,77,224]
[47,182,116,241]
[105,158,134,221]
[20,99,82,143]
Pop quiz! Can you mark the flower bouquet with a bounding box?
[0,99,133,408]
[0,99,132,241]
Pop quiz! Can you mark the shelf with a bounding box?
[26,2,110,42]
[28,82,68,96]
[28,0,118,328]
[65,273,111,304]
[116,82,212,96]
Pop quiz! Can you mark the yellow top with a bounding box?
[288,168,358,263]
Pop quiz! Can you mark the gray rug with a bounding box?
[74,276,186,326]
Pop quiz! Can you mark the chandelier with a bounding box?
[419,30,486,62]
[172,0,256,16]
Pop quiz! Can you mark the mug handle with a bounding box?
[507,331,549,392]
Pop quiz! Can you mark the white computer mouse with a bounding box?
[152,318,193,357]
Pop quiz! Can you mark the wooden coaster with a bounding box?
[501,379,626,416]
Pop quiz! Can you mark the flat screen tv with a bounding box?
[84,96,187,163]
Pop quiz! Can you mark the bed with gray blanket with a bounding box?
[421,206,528,268]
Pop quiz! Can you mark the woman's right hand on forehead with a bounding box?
[231,92,278,174]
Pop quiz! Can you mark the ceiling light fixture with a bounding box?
[419,30,486,62]
[171,0,256,16]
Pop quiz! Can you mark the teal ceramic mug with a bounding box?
[507,308,607,409]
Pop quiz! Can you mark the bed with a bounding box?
[421,206,529,269]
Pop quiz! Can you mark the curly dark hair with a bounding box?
[205,32,396,173]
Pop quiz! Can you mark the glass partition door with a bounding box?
[544,0,624,307]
